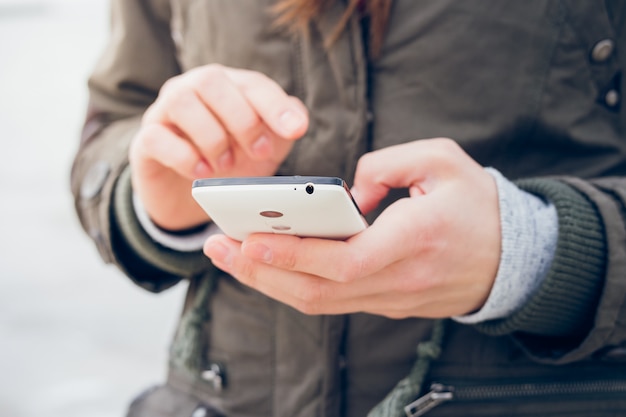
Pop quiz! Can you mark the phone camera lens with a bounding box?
[305,183,314,195]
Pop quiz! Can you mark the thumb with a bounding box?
[351,139,468,214]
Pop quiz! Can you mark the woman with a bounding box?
[71,0,626,416]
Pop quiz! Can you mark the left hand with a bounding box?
[203,138,501,319]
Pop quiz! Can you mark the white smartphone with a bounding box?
[191,176,368,241]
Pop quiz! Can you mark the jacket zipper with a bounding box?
[405,380,626,417]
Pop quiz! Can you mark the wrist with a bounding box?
[454,168,558,324]
[133,192,221,252]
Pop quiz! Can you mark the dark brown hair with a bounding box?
[273,0,393,58]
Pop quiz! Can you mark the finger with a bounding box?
[240,201,419,282]
[188,66,278,161]
[204,232,456,317]
[205,234,444,317]
[204,234,383,315]
[351,138,470,214]
[240,234,363,282]
[225,68,309,140]
[152,87,235,172]
[203,234,331,312]
[131,123,212,180]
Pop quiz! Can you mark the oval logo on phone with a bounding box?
[260,210,283,218]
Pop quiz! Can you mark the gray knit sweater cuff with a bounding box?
[454,168,557,324]
[475,178,606,339]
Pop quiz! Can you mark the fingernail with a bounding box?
[217,149,233,171]
[243,241,272,263]
[252,134,271,156]
[205,241,232,266]
[279,109,305,134]
[194,160,212,177]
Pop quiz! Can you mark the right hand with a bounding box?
[129,65,309,231]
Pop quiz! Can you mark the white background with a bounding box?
[0,1,187,416]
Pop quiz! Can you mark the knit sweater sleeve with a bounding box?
[454,169,558,324]
[475,178,607,363]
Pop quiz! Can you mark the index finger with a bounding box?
[225,68,309,139]
[240,202,416,282]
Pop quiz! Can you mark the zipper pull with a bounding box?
[404,383,454,417]
[201,362,225,392]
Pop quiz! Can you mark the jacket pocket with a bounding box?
[407,378,626,417]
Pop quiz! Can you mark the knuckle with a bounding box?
[196,64,228,92]
[335,252,366,283]
[335,264,357,283]
[238,70,270,91]
[299,283,322,304]
[140,125,196,168]
[165,88,196,110]
[204,129,229,152]
[232,258,258,287]
[429,138,465,166]
[141,102,161,123]
[158,74,191,103]
[159,76,180,95]
[232,113,262,138]
[354,151,386,185]
[135,124,163,152]
[293,282,323,315]
[202,63,226,76]
[277,244,300,270]
[432,137,458,150]
[199,123,229,151]
[294,302,321,316]
[355,151,377,172]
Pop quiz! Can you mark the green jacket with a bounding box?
[71,0,626,416]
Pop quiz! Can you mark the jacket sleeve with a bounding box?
[474,3,626,364]
[472,174,626,366]
[70,0,214,292]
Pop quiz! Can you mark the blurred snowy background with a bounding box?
[0,1,186,416]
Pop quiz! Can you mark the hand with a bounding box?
[203,138,501,319]
[129,65,309,231]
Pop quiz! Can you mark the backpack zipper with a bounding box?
[405,379,626,417]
